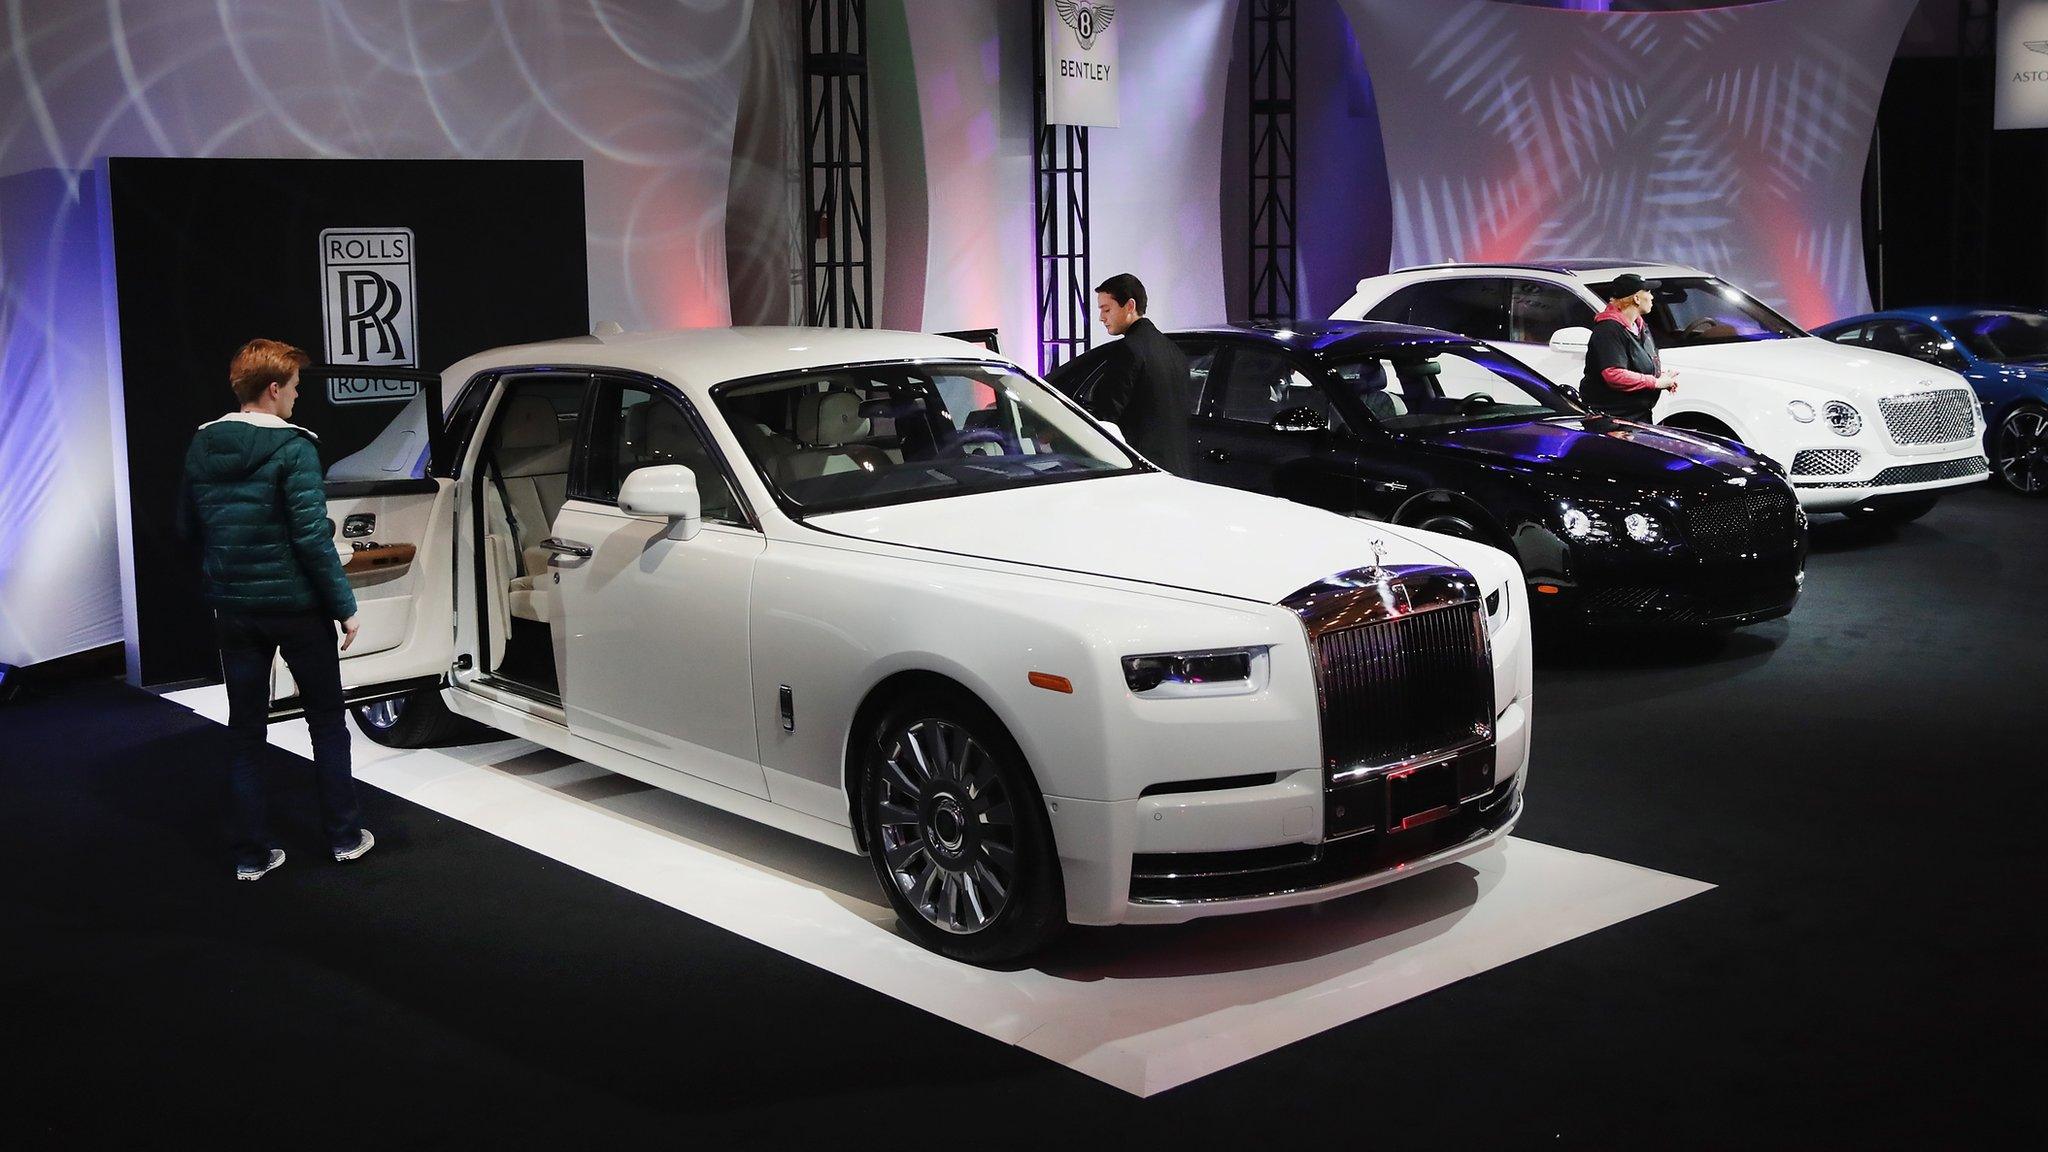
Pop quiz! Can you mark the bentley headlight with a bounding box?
[1122,647,1268,698]
[1558,505,1606,541]
[1787,400,1816,423]
[1624,510,1661,543]
[1823,400,1862,437]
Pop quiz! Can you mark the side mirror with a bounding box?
[1271,406,1329,434]
[1549,326,1593,355]
[618,464,702,541]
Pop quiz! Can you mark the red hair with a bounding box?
[228,338,310,405]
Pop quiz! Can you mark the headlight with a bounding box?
[1823,401,1862,437]
[1787,400,1816,423]
[1559,505,1605,540]
[1484,582,1511,636]
[1122,647,1268,698]
[1624,511,1661,543]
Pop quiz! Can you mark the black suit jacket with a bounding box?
[1087,317,1194,475]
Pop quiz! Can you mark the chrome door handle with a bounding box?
[542,537,593,558]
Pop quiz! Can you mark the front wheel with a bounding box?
[350,686,470,748]
[1994,404,2048,494]
[1842,493,1939,525]
[861,690,1065,965]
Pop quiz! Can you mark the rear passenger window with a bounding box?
[1509,280,1595,344]
[1366,279,1510,342]
[1218,347,1335,426]
[1179,342,1219,414]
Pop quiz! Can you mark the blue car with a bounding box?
[1811,308,2048,494]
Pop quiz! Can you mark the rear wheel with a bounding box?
[350,686,470,748]
[1994,404,2048,494]
[860,689,1064,965]
[1842,493,1939,525]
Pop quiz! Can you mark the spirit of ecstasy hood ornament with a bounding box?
[1365,538,1389,582]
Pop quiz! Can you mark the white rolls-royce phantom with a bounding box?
[288,328,1531,963]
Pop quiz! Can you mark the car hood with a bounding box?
[1406,416,1767,489]
[1659,336,1970,402]
[805,473,1473,604]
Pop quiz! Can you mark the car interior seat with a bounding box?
[775,390,890,483]
[490,394,570,626]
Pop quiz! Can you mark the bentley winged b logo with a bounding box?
[1054,0,1116,51]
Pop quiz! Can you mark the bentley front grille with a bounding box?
[1791,448,1861,476]
[1797,456,1989,489]
[1880,390,1976,446]
[1683,488,1799,558]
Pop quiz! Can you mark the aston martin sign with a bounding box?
[1997,1,2048,128]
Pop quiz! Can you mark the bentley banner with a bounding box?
[1044,0,1119,127]
[1996,0,2048,129]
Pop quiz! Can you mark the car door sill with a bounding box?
[456,674,568,725]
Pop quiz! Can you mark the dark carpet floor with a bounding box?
[3,484,2042,1148]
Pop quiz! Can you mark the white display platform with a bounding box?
[166,685,1710,1097]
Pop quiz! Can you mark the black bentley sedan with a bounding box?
[1051,321,1809,628]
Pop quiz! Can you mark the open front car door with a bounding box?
[268,366,454,720]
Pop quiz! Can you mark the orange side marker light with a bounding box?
[1535,584,1562,595]
[1028,672,1074,694]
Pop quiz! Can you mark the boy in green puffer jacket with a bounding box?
[178,338,373,881]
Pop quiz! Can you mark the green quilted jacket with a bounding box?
[177,413,358,620]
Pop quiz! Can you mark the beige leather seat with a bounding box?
[489,395,570,625]
[773,391,888,485]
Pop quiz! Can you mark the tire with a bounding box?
[1993,403,2048,495]
[1842,493,1939,525]
[859,688,1065,965]
[350,686,470,748]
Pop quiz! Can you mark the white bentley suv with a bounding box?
[280,328,1531,963]
[1335,261,1990,522]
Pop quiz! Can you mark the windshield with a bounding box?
[713,360,1136,514]
[1953,311,2048,363]
[1639,278,1804,348]
[1328,344,1581,432]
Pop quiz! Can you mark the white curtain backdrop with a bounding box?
[1339,0,1916,327]
[0,0,755,667]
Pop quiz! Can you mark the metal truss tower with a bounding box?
[1950,0,1997,298]
[804,0,873,327]
[1034,2,1092,373]
[1247,0,1298,325]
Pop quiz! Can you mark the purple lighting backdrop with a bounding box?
[1339,0,1914,326]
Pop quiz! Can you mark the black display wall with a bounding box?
[108,157,589,687]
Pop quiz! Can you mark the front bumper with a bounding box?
[1790,451,1988,511]
[1044,697,1530,926]
[1531,574,1801,628]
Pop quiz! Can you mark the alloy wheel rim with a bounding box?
[1998,410,2048,494]
[361,698,405,730]
[874,718,1017,936]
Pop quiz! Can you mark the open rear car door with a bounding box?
[268,367,454,720]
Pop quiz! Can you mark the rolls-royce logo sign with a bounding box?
[1054,0,1116,51]
[320,227,416,369]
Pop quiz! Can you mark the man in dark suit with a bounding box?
[1087,273,1194,475]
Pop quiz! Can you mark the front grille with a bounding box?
[1312,603,1493,776]
[1797,456,1988,489]
[1880,390,1976,445]
[1682,488,1799,558]
[1791,448,1861,476]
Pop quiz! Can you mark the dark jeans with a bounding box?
[217,610,358,868]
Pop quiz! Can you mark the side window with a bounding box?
[581,380,747,527]
[1180,342,1219,414]
[1825,325,1865,346]
[1219,347,1333,426]
[439,373,494,478]
[1370,279,1510,341]
[1509,280,1595,344]
[1895,322,1967,371]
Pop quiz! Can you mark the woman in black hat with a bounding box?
[1580,273,1679,420]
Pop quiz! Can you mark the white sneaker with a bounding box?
[235,848,286,881]
[334,829,375,862]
